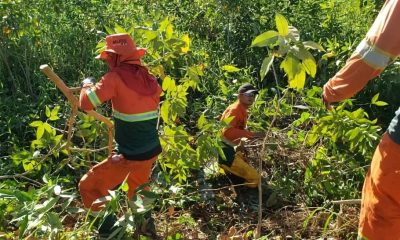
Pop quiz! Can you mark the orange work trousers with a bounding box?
[79,154,157,211]
[359,133,400,240]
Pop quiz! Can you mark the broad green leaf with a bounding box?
[36,125,44,139]
[166,24,174,39]
[280,55,301,80]
[222,116,234,125]
[49,106,60,121]
[222,65,240,72]
[30,121,43,127]
[288,68,306,89]
[46,212,63,229]
[159,17,170,32]
[260,55,274,80]
[43,123,53,133]
[302,55,317,77]
[181,34,190,53]
[251,31,279,47]
[143,30,158,42]
[161,100,171,123]
[275,13,289,36]
[303,41,325,51]
[162,76,176,91]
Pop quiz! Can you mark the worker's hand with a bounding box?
[322,92,332,110]
[236,138,247,152]
[81,77,95,88]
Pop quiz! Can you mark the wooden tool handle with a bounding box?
[40,64,113,154]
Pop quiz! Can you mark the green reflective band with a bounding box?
[114,110,158,122]
[355,39,392,69]
[86,88,101,107]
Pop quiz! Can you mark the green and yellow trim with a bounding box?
[86,88,101,107]
[114,110,158,122]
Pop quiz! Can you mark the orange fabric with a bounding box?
[323,0,400,103]
[359,133,400,239]
[220,100,255,145]
[79,155,156,211]
[79,71,162,113]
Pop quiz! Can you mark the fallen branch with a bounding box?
[332,199,361,205]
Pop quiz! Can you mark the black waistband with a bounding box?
[121,145,162,160]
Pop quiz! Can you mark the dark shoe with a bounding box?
[262,188,278,208]
[98,213,124,239]
[134,214,158,239]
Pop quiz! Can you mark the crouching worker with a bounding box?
[219,83,277,207]
[78,33,162,238]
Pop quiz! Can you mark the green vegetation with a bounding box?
[0,0,396,239]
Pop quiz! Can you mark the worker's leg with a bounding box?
[79,154,156,211]
[126,156,157,200]
[220,151,260,188]
[358,133,400,240]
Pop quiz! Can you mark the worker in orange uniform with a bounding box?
[322,1,400,239]
[79,33,162,237]
[219,83,266,187]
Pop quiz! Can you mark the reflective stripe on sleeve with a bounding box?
[354,39,393,69]
[113,110,158,122]
[86,88,102,107]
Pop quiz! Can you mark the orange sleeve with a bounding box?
[221,107,254,144]
[323,0,400,103]
[79,72,118,111]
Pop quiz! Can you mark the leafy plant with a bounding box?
[251,13,324,89]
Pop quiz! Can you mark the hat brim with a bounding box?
[240,89,259,95]
[95,48,147,60]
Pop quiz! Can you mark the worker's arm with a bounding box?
[323,0,400,104]
[79,72,118,110]
[221,109,255,145]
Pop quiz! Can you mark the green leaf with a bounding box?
[288,26,300,41]
[43,123,53,133]
[162,76,176,92]
[30,121,43,127]
[143,30,158,42]
[36,125,45,139]
[197,113,207,129]
[288,68,306,89]
[371,93,379,103]
[222,65,240,73]
[251,31,279,47]
[114,24,126,33]
[373,101,388,106]
[275,13,289,36]
[260,55,274,80]
[302,41,325,51]
[218,80,228,95]
[181,34,190,53]
[302,55,317,77]
[45,106,51,118]
[280,55,301,80]
[160,100,170,123]
[166,24,174,39]
[49,106,60,121]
